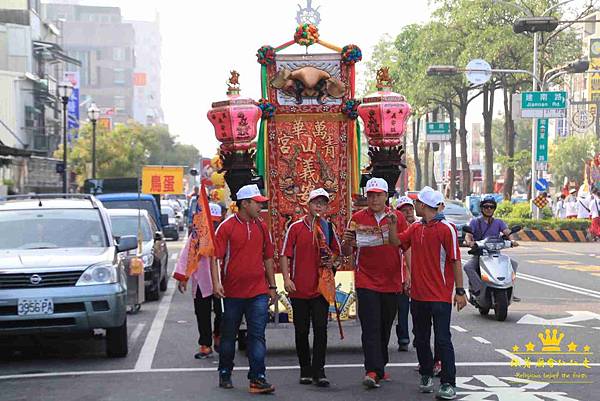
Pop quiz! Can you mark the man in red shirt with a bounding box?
[341,177,409,389]
[280,188,341,387]
[392,187,467,400]
[211,184,277,394]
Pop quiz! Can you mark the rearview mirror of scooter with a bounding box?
[462,225,473,235]
[510,225,522,234]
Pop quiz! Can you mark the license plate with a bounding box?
[17,298,54,316]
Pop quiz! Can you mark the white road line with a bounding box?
[472,337,491,345]
[134,279,177,371]
[495,349,525,364]
[451,325,468,333]
[517,272,600,299]
[170,252,178,261]
[11,361,600,381]
[128,323,146,347]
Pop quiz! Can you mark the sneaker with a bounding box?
[299,377,313,385]
[219,372,233,389]
[512,295,521,302]
[398,343,409,352]
[362,371,380,389]
[433,361,442,377]
[436,383,457,400]
[419,375,434,393]
[381,372,392,382]
[249,377,275,394]
[194,345,213,359]
[314,377,330,387]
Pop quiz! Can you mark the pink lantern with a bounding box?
[357,67,411,147]
[207,71,261,152]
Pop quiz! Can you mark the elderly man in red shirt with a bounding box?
[341,177,409,389]
[390,187,468,400]
[211,184,278,394]
[280,188,341,387]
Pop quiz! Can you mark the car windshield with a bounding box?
[101,200,157,225]
[0,209,108,250]
[161,206,174,218]
[109,215,153,241]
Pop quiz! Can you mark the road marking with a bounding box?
[495,349,525,364]
[7,362,600,381]
[473,337,491,345]
[540,247,585,256]
[134,279,177,371]
[170,252,178,261]
[526,259,578,265]
[451,325,468,333]
[517,272,600,299]
[128,323,146,347]
[517,311,600,327]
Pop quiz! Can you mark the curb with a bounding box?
[514,229,589,242]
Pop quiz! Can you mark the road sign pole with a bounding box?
[531,32,540,219]
[439,141,445,193]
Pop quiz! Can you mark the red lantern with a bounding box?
[357,67,411,147]
[207,71,261,152]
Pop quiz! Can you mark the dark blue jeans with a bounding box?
[218,294,269,380]
[396,293,410,345]
[411,300,456,386]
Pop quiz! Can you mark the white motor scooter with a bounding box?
[462,225,521,321]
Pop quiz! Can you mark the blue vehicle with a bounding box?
[96,193,167,231]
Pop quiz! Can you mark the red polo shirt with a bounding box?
[281,217,341,299]
[350,208,408,293]
[214,214,274,298]
[399,219,461,303]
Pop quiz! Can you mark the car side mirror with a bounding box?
[462,225,473,235]
[154,231,164,241]
[510,225,522,234]
[161,213,169,226]
[116,235,137,253]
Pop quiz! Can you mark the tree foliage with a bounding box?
[549,135,599,185]
[59,122,199,186]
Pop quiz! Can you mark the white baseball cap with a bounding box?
[236,184,269,202]
[417,186,444,208]
[396,196,414,209]
[308,188,330,203]
[209,202,222,220]
[365,177,388,193]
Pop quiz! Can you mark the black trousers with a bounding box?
[396,292,411,345]
[194,286,223,347]
[290,296,329,379]
[411,300,456,386]
[356,288,398,379]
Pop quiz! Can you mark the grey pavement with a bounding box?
[0,240,599,401]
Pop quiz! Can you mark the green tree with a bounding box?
[549,135,599,187]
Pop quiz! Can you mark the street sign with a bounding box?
[521,91,567,118]
[465,59,492,85]
[535,178,549,191]
[426,122,451,142]
[536,118,549,163]
[536,161,548,171]
[142,166,184,194]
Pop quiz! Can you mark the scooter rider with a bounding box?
[463,196,520,303]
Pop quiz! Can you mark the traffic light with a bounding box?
[513,17,559,33]
[426,65,459,76]
[565,59,589,73]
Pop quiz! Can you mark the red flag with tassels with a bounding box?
[185,183,215,279]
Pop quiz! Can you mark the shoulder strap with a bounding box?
[579,199,591,213]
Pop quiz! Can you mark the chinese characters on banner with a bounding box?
[141,166,184,194]
[268,116,349,256]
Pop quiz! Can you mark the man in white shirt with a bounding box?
[565,189,578,219]
[554,194,566,219]
[576,190,591,219]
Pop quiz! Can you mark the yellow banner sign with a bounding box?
[142,166,184,194]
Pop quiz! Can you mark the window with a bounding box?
[113,95,126,111]
[113,47,125,61]
[113,68,125,85]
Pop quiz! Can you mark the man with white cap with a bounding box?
[280,188,341,387]
[211,184,277,394]
[341,177,409,389]
[394,186,466,400]
[396,196,416,225]
[565,188,578,219]
[394,196,415,353]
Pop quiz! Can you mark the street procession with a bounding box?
[1,1,600,400]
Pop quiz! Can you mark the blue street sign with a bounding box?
[535,178,549,192]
